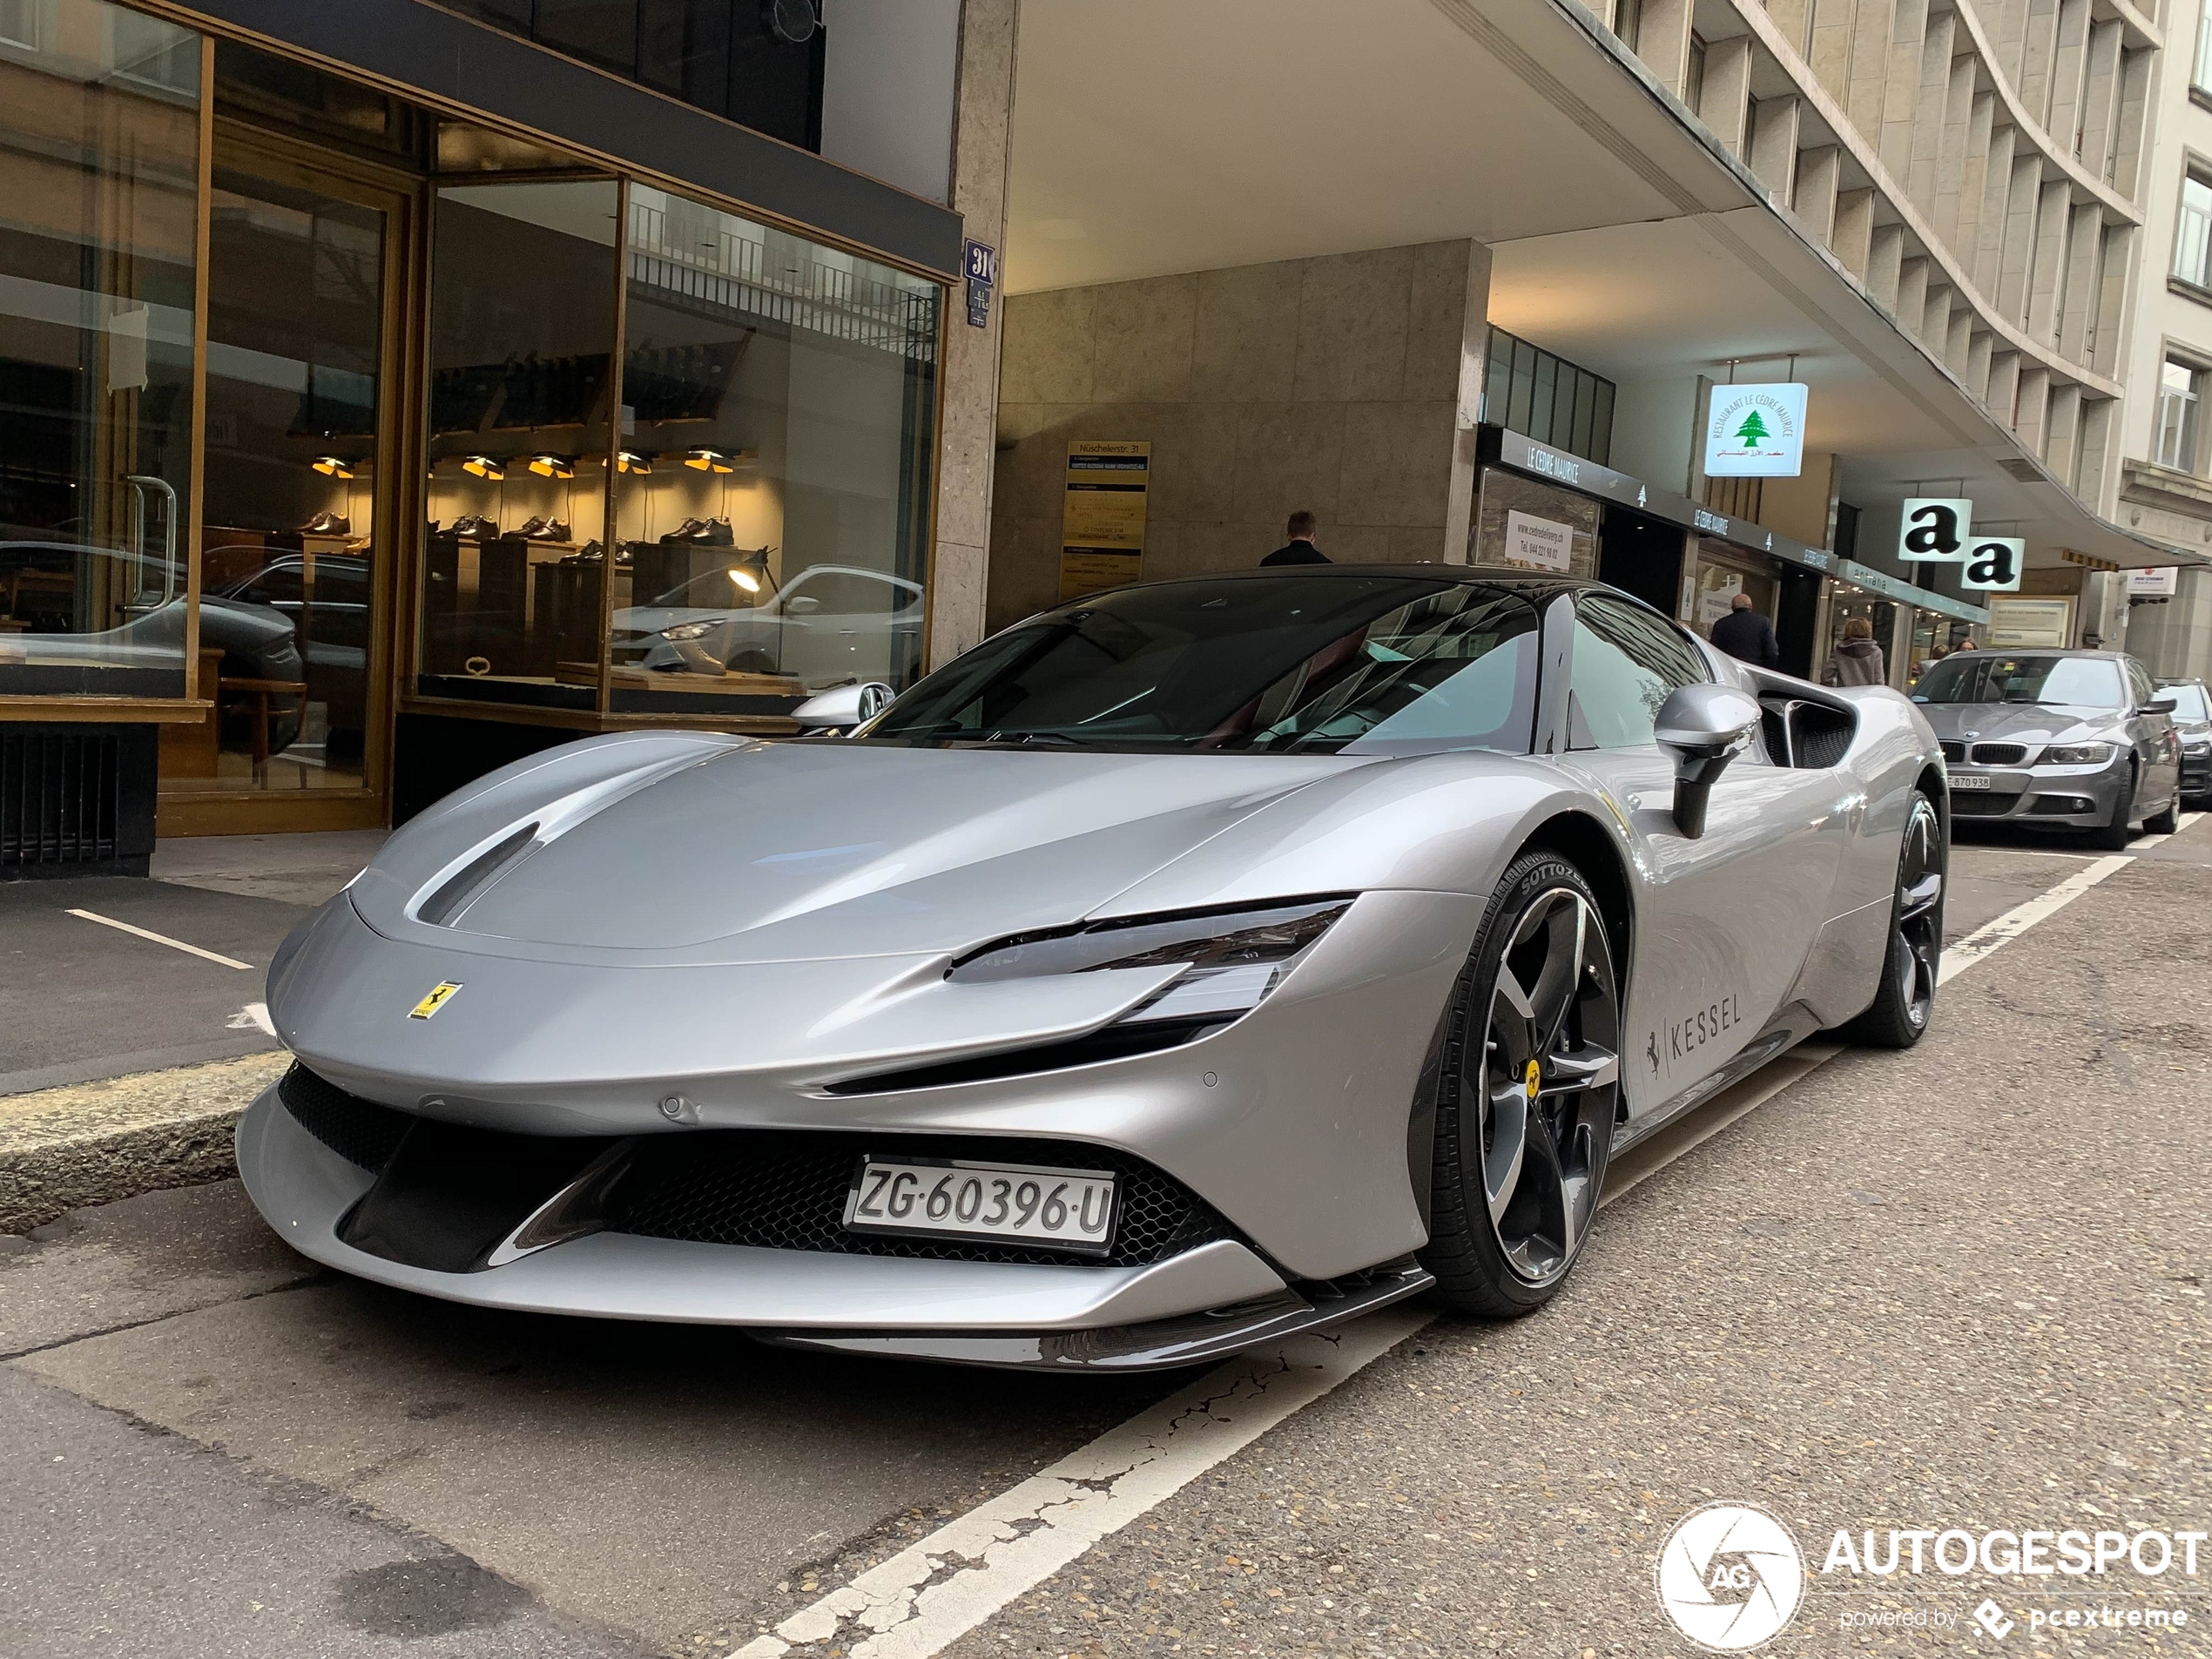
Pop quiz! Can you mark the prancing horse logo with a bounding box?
[1647,1030,1661,1072]
[409,981,462,1020]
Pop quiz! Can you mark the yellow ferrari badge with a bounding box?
[408,981,462,1020]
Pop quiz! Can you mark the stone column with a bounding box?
[925,0,1019,671]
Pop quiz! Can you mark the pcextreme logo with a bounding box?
[1656,1502,1805,1651]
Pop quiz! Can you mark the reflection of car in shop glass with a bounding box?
[210,550,371,763]
[0,544,302,747]
[611,563,923,687]
[1914,650,2182,849]
[2154,678,2212,806]
[241,568,1952,1371]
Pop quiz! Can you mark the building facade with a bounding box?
[0,0,1010,871]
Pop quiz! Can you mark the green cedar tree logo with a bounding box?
[1733,409,1771,447]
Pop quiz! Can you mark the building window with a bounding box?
[1614,0,1642,53]
[1686,33,1708,113]
[0,0,203,705]
[2176,174,2212,288]
[2156,358,2202,471]
[1485,327,1617,466]
[441,0,826,150]
[2197,2,2212,94]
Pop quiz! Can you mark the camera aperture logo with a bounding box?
[1656,1502,1806,1651]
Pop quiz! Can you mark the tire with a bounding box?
[2144,791,2180,836]
[2084,771,2134,852]
[1420,851,1622,1318]
[1839,792,1945,1049]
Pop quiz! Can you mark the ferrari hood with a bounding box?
[351,739,1362,965]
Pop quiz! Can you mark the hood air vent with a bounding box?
[415,823,539,927]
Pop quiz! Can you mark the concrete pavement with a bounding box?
[3,831,2208,1656]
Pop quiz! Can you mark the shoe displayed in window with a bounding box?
[661,517,705,542]
[691,516,734,545]
[514,515,548,537]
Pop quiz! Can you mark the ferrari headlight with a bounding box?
[659,619,721,642]
[2044,742,2114,765]
[950,898,1352,1025]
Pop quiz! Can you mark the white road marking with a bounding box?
[226,1001,277,1035]
[1935,855,2132,985]
[2128,808,2205,852]
[735,853,2139,1659]
[64,908,253,971]
[734,1311,1433,1659]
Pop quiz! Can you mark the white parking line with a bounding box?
[1935,855,2132,984]
[2129,809,2204,851]
[738,853,2138,1659]
[64,908,253,971]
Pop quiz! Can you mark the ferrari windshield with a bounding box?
[867,575,1542,755]
[1912,652,2126,709]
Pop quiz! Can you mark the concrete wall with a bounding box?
[922,0,1017,669]
[987,240,1489,633]
[2125,569,2212,678]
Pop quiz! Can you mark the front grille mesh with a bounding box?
[610,1132,1236,1268]
[275,1066,1237,1270]
[1939,740,1966,764]
[1969,742,2030,765]
[280,1064,412,1170]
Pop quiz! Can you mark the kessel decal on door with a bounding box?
[409,981,462,1020]
[1646,992,1746,1076]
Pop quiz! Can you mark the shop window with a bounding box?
[0,0,201,702]
[1484,327,1616,467]
[2156,358,2202,471]
[606,184,941,714]
[419,179,621,711]
[2175,173,2212,289]
[442,0,826,152]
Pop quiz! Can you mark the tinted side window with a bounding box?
[2126,660,2155,709]
[1569,594,1707,749]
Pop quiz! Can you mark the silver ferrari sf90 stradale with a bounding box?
[240,569,1947,1369]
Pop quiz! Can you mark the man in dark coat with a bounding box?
[1261,509,1331,566]
[1709,591,1779,667]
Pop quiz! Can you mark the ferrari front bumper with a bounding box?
[237,1085,1296,1342]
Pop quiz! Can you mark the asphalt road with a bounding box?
[3,829,2209,1657]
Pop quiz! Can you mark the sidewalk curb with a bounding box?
[0,1053,291,1235]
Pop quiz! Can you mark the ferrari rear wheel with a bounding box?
[1421,852,1622,1318]
[1838,792,1944,1049]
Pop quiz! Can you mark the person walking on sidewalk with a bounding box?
[1261,509,1331,566]
[1823,616,1887,686]
[1709,591,1779,668]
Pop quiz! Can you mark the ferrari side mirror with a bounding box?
[1654,684,1763,840]
[793,680,894,735]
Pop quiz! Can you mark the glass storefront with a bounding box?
[1,0,201,701]
[1,3,944,833]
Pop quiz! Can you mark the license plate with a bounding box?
[843,1157,1118,1254]
[1948,772,1994,790]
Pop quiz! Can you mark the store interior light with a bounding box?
[727,566,761,594]
[462,454,504,481]
[311,455,355,479]
[617,450,653,475]
[527,453,574,479]
[684,447,735,474]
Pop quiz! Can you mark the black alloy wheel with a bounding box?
[1423,852,1622,1317]
[1840,792,1944,1048]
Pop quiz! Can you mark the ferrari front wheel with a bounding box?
[1838,792,1944,1049]
[1421,852,1622,1318]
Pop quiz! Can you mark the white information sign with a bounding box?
[2128,567,2182,597]
[1986,596,2074,650]
[1898,497,1973,562]
[1504,509,1574,573]
[1703,382,1808,478]
[1959,536,2025,591]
